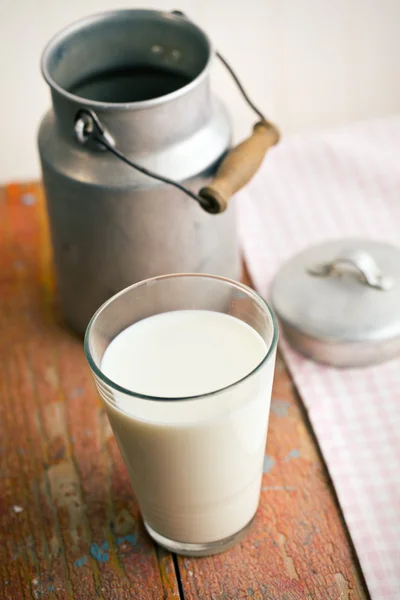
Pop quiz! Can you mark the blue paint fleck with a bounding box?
[263,455,275,473]
[285,448,301,461]
[74,556,88,567]
[90,542,109,563]
[48,585,55,592]
[117,534,137,546]
[270,398,290,417]
[76,536,136,567]
[21,193,36,206]
[70,387,84,398]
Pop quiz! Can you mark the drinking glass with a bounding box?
[84,274,278,556]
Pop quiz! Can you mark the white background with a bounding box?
[1,0,400,182]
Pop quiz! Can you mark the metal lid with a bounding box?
[271,239,400,367]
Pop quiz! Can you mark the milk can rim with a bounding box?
[41,9,213,111]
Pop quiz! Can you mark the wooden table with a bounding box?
[0,182,369,600]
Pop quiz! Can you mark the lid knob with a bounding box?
[307,248,394,291]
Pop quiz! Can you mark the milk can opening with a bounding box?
[41,10,211,105]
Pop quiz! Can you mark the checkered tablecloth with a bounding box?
[237,116,400,600]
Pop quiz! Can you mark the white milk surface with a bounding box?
[101,310,275,544]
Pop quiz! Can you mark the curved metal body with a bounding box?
[38,9,240,333]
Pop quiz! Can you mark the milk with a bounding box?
[101,310,275,544]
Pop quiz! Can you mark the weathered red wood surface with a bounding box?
[0,183,368,599]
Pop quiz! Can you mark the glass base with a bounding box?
[144,515,255,557]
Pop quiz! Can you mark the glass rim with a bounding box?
[84,273,279,402]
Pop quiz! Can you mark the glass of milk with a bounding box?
[85,274,278,556]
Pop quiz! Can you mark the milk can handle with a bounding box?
[73,11,280,214]
[199,120,279,212]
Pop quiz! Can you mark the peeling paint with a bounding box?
[44,365,59,390]
[44,462,85,548]
[21,193,36,205]
[277,533,299,580]
[335,573,350,599]
[74,556,88,568]
[111,509,136,536]
[90,541,109,563]
[285,448,301,461]
[69,387,84,398]
[263,455,275,473]
[116,534,136,546]
[50,534,61,558]
[74,533,136,567]
[271,398,290,417]
[44,402,67,441]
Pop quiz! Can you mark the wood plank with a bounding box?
[0,181,369,600]
[0,183,180,600]
[176,278,369,598]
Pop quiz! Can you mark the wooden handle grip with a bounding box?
[199,120,280,213]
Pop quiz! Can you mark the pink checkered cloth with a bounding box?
[237,115,400,600]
